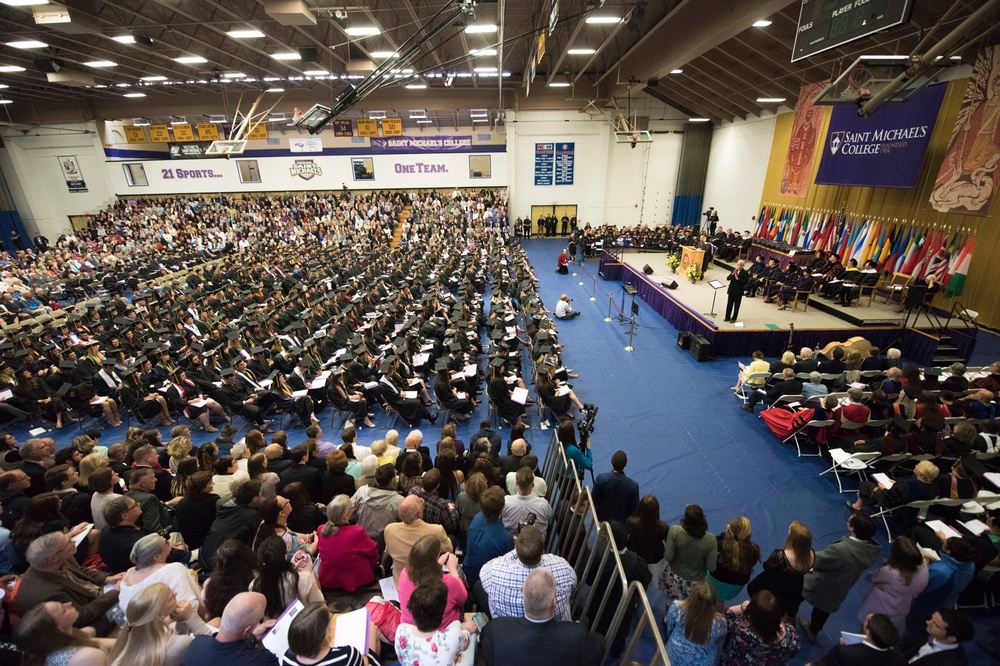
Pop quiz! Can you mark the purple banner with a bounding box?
[369,135,474,153]
[815,83,945,189]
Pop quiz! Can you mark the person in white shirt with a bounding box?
[501,467,553,538]
[554,294,580,320]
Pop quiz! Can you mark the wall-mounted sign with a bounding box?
[381,117,403,136]
[57,155,87,192]
[124,126,147,144]
[171,123,195,142]
[247,124,269,140]
[290,159,322,180]
[356,119,378,137]
[289,137,323,153]
[196,123,220,141]
[534,143,554,186]
[333,119,353,137]
[149,125,171,142]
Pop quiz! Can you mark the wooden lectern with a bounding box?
[680,247,705,273]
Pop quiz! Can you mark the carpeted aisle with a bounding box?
[521,236,997,665]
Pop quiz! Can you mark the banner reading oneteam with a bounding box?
[815,83,946,189]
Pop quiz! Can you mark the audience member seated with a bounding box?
[16,532,122,636]
[281,601,375,666]
[198,479,261,572]
[732,350,770,393]
[125,467,174,534]
[502,467,553,538]
[408,469,459,536]
[201,539,258,626]
[742,368,803,413]
[99,495,188,574]
[315,494,378,591]
[479,568,604,666]
[849,460,940,527]
[504,454,547,498]
[250,535,323,620]
[118,532,200,611]
[14,601,111,666]
[808,612,905,666]
[108,582,214,666]
[464,486,513,585]
[396,581,475,666]
[385,495,452,584]
[399,534,467,630]
[173,471,218,550]
[801,372,829,400]
[180,591,278,666]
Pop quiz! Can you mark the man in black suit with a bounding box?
[498,438,527,477]
[479,568,604,666]
[812,612,907,665]
[470,419,503,459]
[743,368,803,413]
[17,437,53,497]
[905,609,973,666]
[795,347,819,374]
[395,430,433,473]
[277,444,322,502]
[585,521,651,658]
[590,451,639,526]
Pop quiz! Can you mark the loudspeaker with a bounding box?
[660,280,678,290]
[677,331,691,349]
[642,264,653,275]
[34,58,63,73]
[299,46,320,62]
[689,334,711,362]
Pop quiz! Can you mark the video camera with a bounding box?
[577,403,597,446]
[518,512,537,534]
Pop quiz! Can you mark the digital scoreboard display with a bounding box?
[792,0,913,62]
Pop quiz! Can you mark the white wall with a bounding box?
[0,124,116,239]
[639,123,683,226]
[701,114,776,233]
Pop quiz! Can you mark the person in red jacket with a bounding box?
[556,249,569,274]
[316,494,379,592]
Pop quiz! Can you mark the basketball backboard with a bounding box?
[812,55,963,106]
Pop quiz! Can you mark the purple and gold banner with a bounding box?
[815,83,945,189]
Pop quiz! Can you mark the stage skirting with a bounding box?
[598,253,974,361]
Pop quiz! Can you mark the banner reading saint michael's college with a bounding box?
[814,83,946,189]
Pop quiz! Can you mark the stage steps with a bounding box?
[390,204,411,247]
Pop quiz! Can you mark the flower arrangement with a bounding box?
[685,263,702,282]
[666,254,681,272]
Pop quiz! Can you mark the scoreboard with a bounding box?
[792,0,913,62]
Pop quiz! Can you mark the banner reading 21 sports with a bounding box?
[815,83,946,189]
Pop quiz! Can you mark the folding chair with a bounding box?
[736,373,771,405]
[822,449,881,493]
[785,418,832,457]
[771,394,805,410]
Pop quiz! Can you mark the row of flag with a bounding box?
[754,205,976,297]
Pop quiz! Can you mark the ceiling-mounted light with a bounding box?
[303,69,328,76]
[405,82,427,89]
[111,34,135,44]
[408,110,426,118]
[0,84,8,89]
[0,1,50,6]
[567,48,596,55]
[370,51,398,59]
[472,117,490,122]
[123,92,145,97]
[464,24,497,33]
[0,65,26,72]
[756,97,786,103]
[469,109,488,117]
[265,87,284,93]
[470,48,496,56]
[688,118,711,122]
[752,20,772,27]
[170,118,186,125]
[175,56,208,64]
[132,117,149,126]
[416,119,432,124]
[85,60,117,67]
[585,15,621,24]
[6,40,47,49]
[223,72,246,78]
[548,75,571,88]
[141,75,166,81]
[271,52,301,60]
[0,100,12,104]
[263,76,282,81]
[473,66,497,73]
[227,28,265,38]
[345,26,380,36]
[670,69,683,74]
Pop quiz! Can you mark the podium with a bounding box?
[680,247,705,274]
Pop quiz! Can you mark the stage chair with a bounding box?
[857,282,879,307]
[786,418,832,457]
[822,449,881,493]
[874,272,911,306]
[790,289,810,313]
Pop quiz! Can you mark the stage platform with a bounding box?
[597,251,977,361]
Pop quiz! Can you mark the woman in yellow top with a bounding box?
[732,350,771,392]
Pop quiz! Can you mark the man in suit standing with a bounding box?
[743,368,804,413]
[479,568,604,666]
[809,612,906,665]
[724,260,749,323]
[590,450,639,526]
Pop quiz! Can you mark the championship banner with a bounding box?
[929,46,1000,216]
[57,155,86,192]
[815,83,945,189]
[780,80,827,197]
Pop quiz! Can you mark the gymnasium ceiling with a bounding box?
[0,0,994,128]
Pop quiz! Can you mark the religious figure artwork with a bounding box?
[780,81,828,198]
[929,46,1000,216]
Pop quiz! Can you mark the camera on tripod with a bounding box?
[577,403,597,445]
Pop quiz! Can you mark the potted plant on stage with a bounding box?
[685,263,702,283]
[666,254,681,273]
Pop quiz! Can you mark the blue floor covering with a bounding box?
[12,236,997,664]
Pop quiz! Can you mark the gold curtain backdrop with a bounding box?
[760,78,1000,330]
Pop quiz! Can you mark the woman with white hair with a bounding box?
[107,583,213,666]
[355,454,380,491]
[118,533,202,612]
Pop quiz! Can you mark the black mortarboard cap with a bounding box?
[267,370,281,381]
[489,357,506,368]
[55,384,70,397]
[101,357,115,366]
[13,349,29,358]
[449,342,462,353]
[59,360,76,370]
[434,358,450,372]
[220,367,235,378]
[250,346,265,355]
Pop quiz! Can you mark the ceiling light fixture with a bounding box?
[6,40,47,49]
[0,84,8,89]
[370,51,398,59]
[756,96,786,103]
[271,52,301,60]
[567,48,596,55]
[265,87,284,93]
[464,24,497,33]
[227,28,265,38]
[0,65,25,72]
[670,69,683,74]
[0,100,12,105]
[170,118,186,125]
[345,26,380,36]
[405,82,426,89]
[585,15,621,24]
[469,109,488,117]
[548,75,571,87]
[408,110,426,118]
[132,118,149,126]
[472,118,489,122]
[473,66,497,73]
[111,34,135,44]
[752,20,772,27]
[174,56,207,64]
[303,69,328,76]
[1,0,50,6]
[416,119,432,124]
[85,60,117,67]
[688,117,711,122]
[470,48,496,56]
[223,72,246,78]
[123,92,145,97]
[141,75,166,81]
[478,71,498,77]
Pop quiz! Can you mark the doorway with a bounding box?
[529,204,578,236]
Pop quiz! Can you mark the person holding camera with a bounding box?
[502,467,553,539]
[555,294,580,320]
